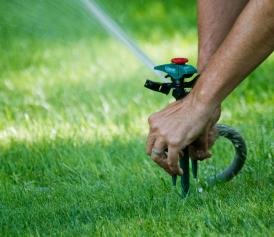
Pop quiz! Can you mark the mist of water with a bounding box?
[80,0,167,82]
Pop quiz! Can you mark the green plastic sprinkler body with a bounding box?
[144,57,247,197]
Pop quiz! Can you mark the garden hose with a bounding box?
[206,124,247,185]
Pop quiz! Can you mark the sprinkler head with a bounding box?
[144,58,198,100]
[154,58,197,81]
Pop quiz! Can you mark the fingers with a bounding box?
[167,146,183,176]
[151,138,172,174]
[149,135,184,176]
[189,122,215,160]
[207,126,219,148]
[146,132,155,155]
[150,138,182,176]
[190,147,212,160]
[153,156,171,175]
[150,137,166,162]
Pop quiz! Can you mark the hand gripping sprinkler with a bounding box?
[144,58,247,197]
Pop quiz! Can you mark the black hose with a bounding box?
[207,124,247,186]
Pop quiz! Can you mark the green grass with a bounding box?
[0,0,273,236]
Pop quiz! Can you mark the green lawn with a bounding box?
[0,0,273,236]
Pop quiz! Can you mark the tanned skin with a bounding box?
[190,0,249,161]
[147,0,274,176]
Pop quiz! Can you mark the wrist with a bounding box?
[189,72,223,111]
[188,87,221,114]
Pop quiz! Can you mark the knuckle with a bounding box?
[148,114,156,125]
[148,119,158,131]
[167,161,178,172]
[151,156,157,162]
[168,137,180,147]
[168,165,176,173]
[167,161,175,170]
[151,123,159,131]
[158,130,167,139]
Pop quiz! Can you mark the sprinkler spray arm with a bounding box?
[144,76,198,100]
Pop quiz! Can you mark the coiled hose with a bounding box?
[207,124,247,186]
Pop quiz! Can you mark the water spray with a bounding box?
[81,0,167,82]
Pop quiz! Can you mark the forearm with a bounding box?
[198,0,249,71]
[193,0,274,108]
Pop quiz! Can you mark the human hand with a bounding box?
[146,94,220,176]
[189,122,220,161]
